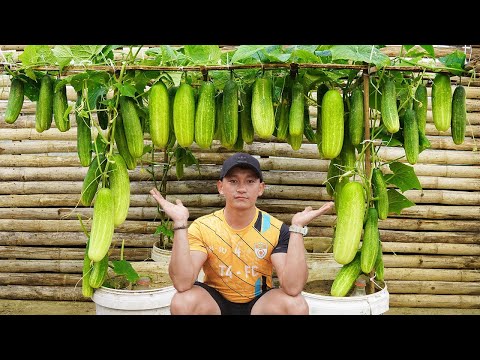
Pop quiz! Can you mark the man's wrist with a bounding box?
[173,222,188,230]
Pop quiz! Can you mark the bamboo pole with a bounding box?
[0,246,152,260]
[386,308,480,315]
[4,187,479,208]
[0,285,87,301]
[0,272,82,286]
[386,280,480,295]
[383,254,480,268]
[0,231,158,247]
[388,294,480,308]
[0,259,82,272]
[384,268,480,282]
[0,299,96,315]
[381,242,480,255]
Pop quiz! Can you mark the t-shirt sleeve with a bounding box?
[272,222,290,254]
[188,220,208,254]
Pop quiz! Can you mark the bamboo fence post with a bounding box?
[363,70,376,295]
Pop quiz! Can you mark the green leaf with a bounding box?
[329,45,391,67]
[115,82,137,97]
[387,188,415,215]
[420,45,435,58]
[154,223,174,240]
[385,161,422,192]
[438,50,466,76]
[111,260,140,284]
[231,45,267,63]
[52,46,74,71]
[184,45,221,65]
[18,45,56,80]
[289,49,322,63]
[68,71,110,109]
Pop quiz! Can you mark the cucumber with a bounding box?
[402,108,419,165]
[194,80,216,149]
[108,154,130,227]
[451,85,466,145]
[114,114,137,170]
[89,253,109,289]
[119,96,144,158]
[251,76,275,139]
[288,80,305,137]
[222,79,239,147]
[80,154,106,207]
[381,79,400,134]
[413,83,427,135]
[372,168,389,220]
[240,83,255,144]
[173,83,196,148]
[331,251,362,297]
[75,92,92,167]
[53,81,71,132]
[431,73,452,132]
[321,89,344,159]
[348,87,364,146]
[35,74,54,133]
[149,80,170,150]
[88,187,115,262]
[4,77,25,124]
[360,207,380,274]
[333,181,365,265]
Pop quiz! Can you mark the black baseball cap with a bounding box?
[219,153,263,182]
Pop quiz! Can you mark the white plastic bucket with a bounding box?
[92,286,176,315]
[151,243,204,281]
[302,283,389,315]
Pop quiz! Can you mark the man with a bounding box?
[150,152,334,315]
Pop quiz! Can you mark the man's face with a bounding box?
[217,166,265,209]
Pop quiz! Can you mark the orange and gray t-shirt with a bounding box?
[188,207,290,303]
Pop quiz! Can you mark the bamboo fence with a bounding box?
[0,45,479,315]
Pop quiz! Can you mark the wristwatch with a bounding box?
[289,224,308,236]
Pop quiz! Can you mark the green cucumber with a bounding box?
[333,181,365,265]
[381,79,400,134]
[35,74,54,133]
[149,80,170,150]
[321,89,344,159]
[431,73,452,132]
[403,108,419,165]
[451,85,466,145]
[4,77,25,124]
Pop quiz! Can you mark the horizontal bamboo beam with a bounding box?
[388,294,480,308]
[0,246,152,261]
[0,259,82,273]
[386,280,480,295]
[0,299,95,315]
[0,285,87,301]
[2,186,479,209]
[383,254,480,269]
[381,242,480,255]
[0,231,158,247]
[385,307,480,315]
[0,272,81,286]
[384,268,480,282]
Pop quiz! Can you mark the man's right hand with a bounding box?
[150,188,190,226]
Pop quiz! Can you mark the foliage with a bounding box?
[4,44,471,291]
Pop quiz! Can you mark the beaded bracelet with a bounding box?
[173,225,188,231]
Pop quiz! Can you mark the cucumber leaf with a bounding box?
[329,45,391,67]
[385,161,422,192]
[387,188,415,215]
[111,259,140,284]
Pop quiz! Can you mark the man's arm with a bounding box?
[150,188,205,291]
[272,201,335,296]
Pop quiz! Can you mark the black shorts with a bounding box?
[194,281,271,315]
